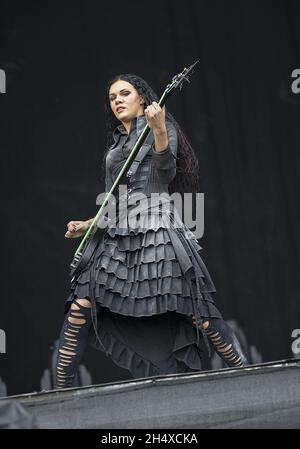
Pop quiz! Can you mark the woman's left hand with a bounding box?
[144,102,166,133]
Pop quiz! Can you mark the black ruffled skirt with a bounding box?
[64,202,223,378]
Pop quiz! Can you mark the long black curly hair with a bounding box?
[101,73,200,196]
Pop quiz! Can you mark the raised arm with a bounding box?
[145,102,178,184]
[151,120,178,184]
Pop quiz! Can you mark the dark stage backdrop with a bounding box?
[0,0,299,396]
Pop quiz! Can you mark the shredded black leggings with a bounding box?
[55,301,248,389]
[193,316,249,367]
[55,298,93,389]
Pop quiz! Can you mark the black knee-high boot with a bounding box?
[55,298,93,389]
[201,318,249,368]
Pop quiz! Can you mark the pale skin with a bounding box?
[65,80,168,240]
[63,80,225,341]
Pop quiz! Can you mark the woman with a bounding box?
[55,74,249,389]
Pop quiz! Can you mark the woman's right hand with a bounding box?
[65,220,89,239]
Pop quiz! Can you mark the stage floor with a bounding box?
[3,358,300,429]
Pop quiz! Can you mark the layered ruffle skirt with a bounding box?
[64,200,222,378]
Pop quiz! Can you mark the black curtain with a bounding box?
[0,0,299,395]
